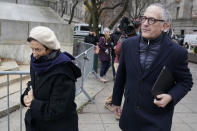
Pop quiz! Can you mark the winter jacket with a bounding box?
[98,37,111,61]
[21,51,81,131]
[84,34,98,45]
[139,33,162,71]
[112,33,193,131]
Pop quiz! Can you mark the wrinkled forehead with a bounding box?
[144,6,162,19]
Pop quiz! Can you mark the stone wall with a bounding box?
[172,19,197,35]
[0,0,52,6]
[0,20,73,64]
[0,0,85,22]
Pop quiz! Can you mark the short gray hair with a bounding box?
[147,3,172,23]
[103,27,110,34]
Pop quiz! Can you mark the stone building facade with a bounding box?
[163,0,197,35]
[101,0,197,36]
[0,0,85,23]
[0,0,86,64]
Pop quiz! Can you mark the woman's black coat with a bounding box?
[21,60,81,131]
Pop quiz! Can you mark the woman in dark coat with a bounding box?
[98,27,111,82]
[21,26,81,131]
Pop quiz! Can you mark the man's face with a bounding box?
[141,6,165,39]
[89,31,94,35]
[30,40,51,59]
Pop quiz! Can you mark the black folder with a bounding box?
[152,66,175,97]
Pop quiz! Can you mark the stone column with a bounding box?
[192,0,197,18]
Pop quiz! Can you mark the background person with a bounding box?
[84,28,99,73]
[105,25,137,120]
[112,3,193,131]
[21,26,81,131]
[98,27,111,82]
[110,27,122,80]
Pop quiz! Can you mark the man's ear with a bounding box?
[163,22,170,32]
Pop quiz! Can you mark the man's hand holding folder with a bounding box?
[152,66,175,108]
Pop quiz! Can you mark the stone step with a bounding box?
[0,59,19,71]
[0,78,30,118]
[0,64,30,118]
[0,75,30,88]
[0,77,30,99]
[0,64,30,97]
[0,64,30,88]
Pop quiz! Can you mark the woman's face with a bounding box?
[105,31,110,39]
[30,40,51,59]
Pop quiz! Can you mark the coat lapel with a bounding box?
[142,35,173,79]
[130,36,142,76]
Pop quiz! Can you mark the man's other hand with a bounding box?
[154,94,172,108]
[113,105,122,118]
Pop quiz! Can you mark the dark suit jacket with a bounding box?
[112,34,193,131]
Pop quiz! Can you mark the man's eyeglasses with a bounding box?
[140,16,165,25]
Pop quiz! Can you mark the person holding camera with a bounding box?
[105,26,137,119]
[110,27,122,79]
[84,28,99,73]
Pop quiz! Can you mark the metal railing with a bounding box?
[0,43,97,131]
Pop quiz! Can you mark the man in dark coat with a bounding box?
[21,26,81,131]
[84,28,98,46]
[84,29,99,73]
[110,27,122,79]
[112,3,193,131]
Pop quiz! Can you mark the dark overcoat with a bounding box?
[112,34,193,131]
[98,37,111,61]
[21,61,81,131]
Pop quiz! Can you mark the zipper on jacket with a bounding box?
[142,40,150,70]
[147,40,150,45]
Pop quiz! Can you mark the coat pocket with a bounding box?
[25,109,32,125]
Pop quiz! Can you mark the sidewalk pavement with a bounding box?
[0,63,197,131]
[78,63,197,131]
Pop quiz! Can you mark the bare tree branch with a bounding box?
[61,0,66,17]
[68,0,79,24]
[84,0,92,12]
[96,0,106,7]
[109,0,129,29]
[126,0,151,21]
[84,0,127,35]
[99,2,123,16]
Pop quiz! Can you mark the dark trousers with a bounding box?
[111,54,116,80]
[100,61,110,77]
[93,54,98,73]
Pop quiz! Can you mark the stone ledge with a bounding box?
[0,59,19,71]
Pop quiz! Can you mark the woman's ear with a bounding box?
[46,48,52,55]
